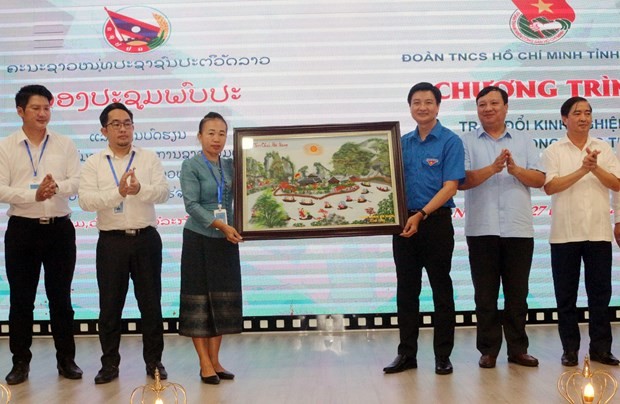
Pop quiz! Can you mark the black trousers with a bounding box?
[392,210,455,358]
[5,216,76,364]
[550,241,613,354]
[467,236,533,357]
[96,227,164,367]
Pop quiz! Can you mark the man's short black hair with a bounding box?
[15,84,53,110]
[407,82,442,105]
[476,86,508,104]
[99,103,134,127]
[560,96,590,117]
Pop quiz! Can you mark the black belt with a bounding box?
[11,215,70,225]
[100,226,153,237]
[408,207,452,217]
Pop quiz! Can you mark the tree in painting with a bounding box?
[377,192,395,218]
[250,190,289,228]
[331,142,374,177]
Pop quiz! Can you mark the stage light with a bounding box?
[129,368,187,404]
[557,355,618,403]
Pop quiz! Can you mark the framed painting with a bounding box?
[233,122,407,240]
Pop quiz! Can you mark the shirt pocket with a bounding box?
[423,156,441,168]
[423,155,443,183]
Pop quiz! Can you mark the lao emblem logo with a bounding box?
[103,6,170,53]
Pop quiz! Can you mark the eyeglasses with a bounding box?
[106,120,134,130]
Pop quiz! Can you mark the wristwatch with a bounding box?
[419,209,428,220]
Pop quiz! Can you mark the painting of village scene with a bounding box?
[233,122,406,239]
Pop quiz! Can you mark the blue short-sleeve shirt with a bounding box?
[400,120,465,209]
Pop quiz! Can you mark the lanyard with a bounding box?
[106,151,136,186]
[201,152,225,208]
[24,135,49,177]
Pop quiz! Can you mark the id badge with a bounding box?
[214,208,228,225]
[30,181,40,190]
[114,201,124,214]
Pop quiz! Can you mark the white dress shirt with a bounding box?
[541,136,620,243]
[612,145,620,224]
[78,145,169,231]
[0,129,80,218]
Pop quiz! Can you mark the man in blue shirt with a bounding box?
[459,86,544,369]
[383,82,465,375]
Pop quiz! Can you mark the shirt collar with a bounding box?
[558,135,593,149]
[18,129,50,145]
[414,119,442,141]
[476,125,511,140]
[104,144,137,159]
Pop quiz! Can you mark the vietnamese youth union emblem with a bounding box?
[103,6,170,53]
[509,0,575,45]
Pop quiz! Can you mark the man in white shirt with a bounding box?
[541,96,620,367]
[0,84,82,384]
[79,102,169,384]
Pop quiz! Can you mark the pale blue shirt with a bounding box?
[462,127,541,237]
